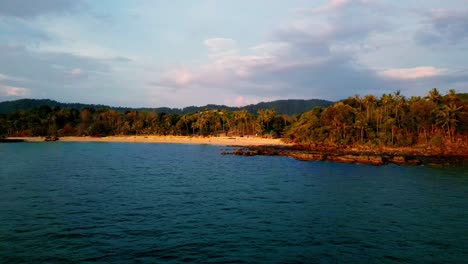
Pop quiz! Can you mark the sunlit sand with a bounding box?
[9,136,290,146]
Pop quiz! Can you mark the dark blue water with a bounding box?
[0,143,467,263]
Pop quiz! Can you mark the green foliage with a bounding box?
[284,89,467,147]
[0,89,466,148]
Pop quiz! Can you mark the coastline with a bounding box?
[6,136,467,167]
[5,136,289,147]
[224,145,468,167]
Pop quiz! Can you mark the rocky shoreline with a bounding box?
[222,145,468,167]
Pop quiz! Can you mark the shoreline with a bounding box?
[223,145,468,167]
[5,136,289,147]
[5,136,467,167]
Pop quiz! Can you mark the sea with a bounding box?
[0,142,467,263]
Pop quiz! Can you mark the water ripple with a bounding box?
[0,143,467,263]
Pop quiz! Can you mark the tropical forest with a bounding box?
[1,89,467,150]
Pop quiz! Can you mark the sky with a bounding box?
[0,0,467,108]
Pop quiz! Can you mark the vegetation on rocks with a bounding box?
[285,89,467,150]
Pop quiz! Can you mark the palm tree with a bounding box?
[218,110,230,136]
[354,111,367,144]
[191,112,207,136]
[427,88,443,105]
[233,110,251,136]
[176,114,191,135]
[257,109,276,135]
[320,102,355,144]
[437,103,464,142]
[363,95,377,122]
[393,91,406,128]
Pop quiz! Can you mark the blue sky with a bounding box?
[0,0,467,107]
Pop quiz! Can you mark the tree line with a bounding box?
[0,106,291,138]
[0,98,333,116]
[0,88,466,147]
[286,89,467,147]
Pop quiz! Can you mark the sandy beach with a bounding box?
[7,136,290,147]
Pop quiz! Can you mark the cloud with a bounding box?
[0,44,114,102]
[275,0,388,60]
[0,73,9,81]
[71,68,83,76]
[157,69,196,88]
[151,0,468,106]
[0,0,85,18]
[0,44,109,79]
[0,73,30,100]
[382,69,468,97]
[204,38,237,53]
[70,68,88,79]
[155,40,389,102]
[379,66,444,80]
[1,1,466,108]
[296,0,380,15]
[0,18,51,46]
[232,96,260,107]
[415,9,468,45]
[305,0,368,14]
[111,56,133,63]
[0,85,29,97]
[250,42,290,57]
[0,72,27,83]
[152,1,396,103]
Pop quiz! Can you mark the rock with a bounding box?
[389,156,406,165]
[232,149,245,155]
[388,156,421,166]
[220,145,465,167]
[361,156,385,166]
[426,163,444,168]
[326,155,355,164]
[288,153,326,161]
[405,158,422,166]
[325,155,384,165]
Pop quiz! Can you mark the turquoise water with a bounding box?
[0,143,467,263]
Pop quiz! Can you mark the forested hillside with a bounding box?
[0,98,332,116]
[1,89,466,149]
[286,89,467,147]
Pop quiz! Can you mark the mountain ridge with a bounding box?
[0,98,334,116]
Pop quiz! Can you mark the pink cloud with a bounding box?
[303,0,375,14]
[155,39,288,90]
[234,96,261,107]
[158,69,196,87]
[379,66,443,80]
[224,95,286,107]
[71,68,83,76]
[234,96,247,107]
[0,85,29,96]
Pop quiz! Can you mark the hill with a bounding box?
[0,98,333,116]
